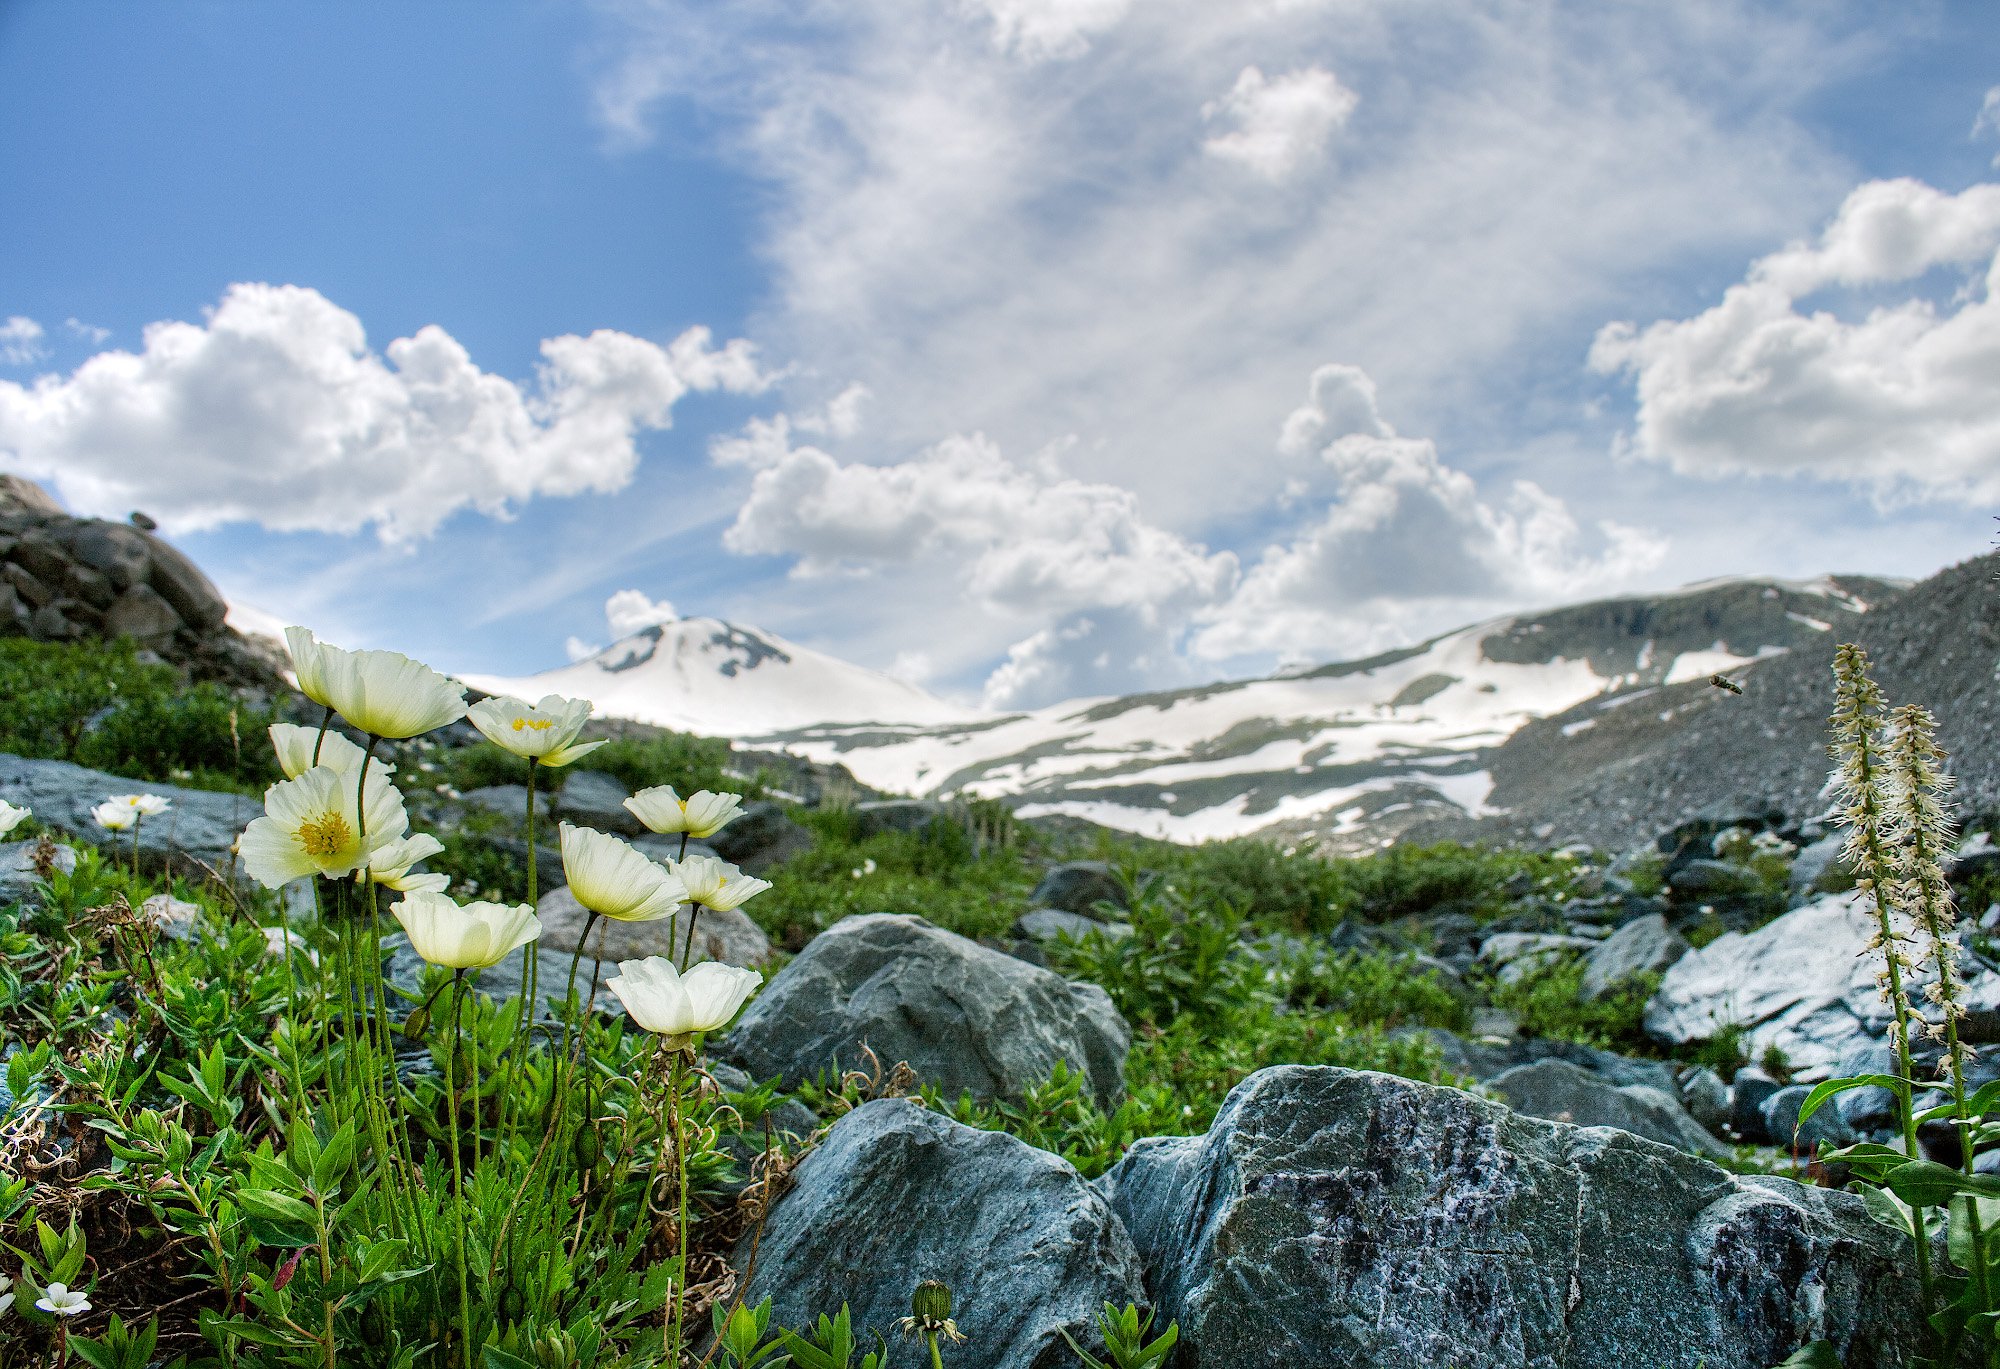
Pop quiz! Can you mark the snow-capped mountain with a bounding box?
[757,576,1904,845]
[461,617,976,737]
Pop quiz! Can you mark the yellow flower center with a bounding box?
[298,812,354,860]
[512,718,555,732]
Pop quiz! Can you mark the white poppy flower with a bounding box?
[392,891,540,970]
[284,627,467,739]
[668,853,772,913]
[360,832,449,893]
[109,793,171,817]
[238,765,411,888]
[467,694,607,767]
[559,822,687,922]
[269,723,391,780]
[606,955,760,1043]
[624,786,744,839]
[92,800,137,832]
[35,1281,90,1316]
[0,800,29,837]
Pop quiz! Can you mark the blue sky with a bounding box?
[3,1,1998,711]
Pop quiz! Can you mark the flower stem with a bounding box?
[928,1332,944,1369]
[447,969,474,1369]
[668,1049,690,1366]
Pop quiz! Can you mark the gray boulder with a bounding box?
[459,785,549,820]
[1729,1066,1784,1144]
[1578,913,1687,1002]
[733,1099,1146,1368]
[1099,1066,1922,1369]
[1399,1028,1679,1096]
[720,913,1129,1109]
[706,801,812,873]
[534,885,772,968]
[851,798,948,838]
[1014,907,1132,945]
[1668,858,1765,900]
[554,768,643,836]
[1678,1066,1732,1136]
[1789,833,1851,900]
[1645,891,2000,1079]
[0,753,258,874]
[1488,1058,1727,1157]
[1028,861,1128,916]
[1477,931,1593,985]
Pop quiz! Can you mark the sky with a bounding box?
[2,0,1998,714]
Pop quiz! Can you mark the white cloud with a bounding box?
[721,426,1237,616]
[605,587,680,637]
[1591,177,2000,505]
[970,0,1131,60]
[1193,365,1667,662]
[1201,65,1357,181]
[64,318,110,344]
[565,635,602,664]
[0,283,769,542]
[0,317,46,367]
[1977,85,2000,156]
[589,1,1846,537]
[792,382,871,439]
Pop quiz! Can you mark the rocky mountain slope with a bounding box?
[764,575,1902,849]
[1444,548,2000,852]
[464,616,975,736]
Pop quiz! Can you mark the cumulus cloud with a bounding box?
[1201,65,1357,181]
[605,587,681,637]
[1591,177,2000,505]
[0,283,769,541]
[721,426,1238,615]
[64,318,110,344]
[0,317,46,367]
[1193,366,1667,662]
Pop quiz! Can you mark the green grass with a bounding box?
[1487,953,1660,1055]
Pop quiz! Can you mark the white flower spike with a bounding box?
[607,955,760,1044]
[559,823,687,922]
[669,853,772,913]
[0,799,29,837]
[625,786,743,840]
[35,1281,90,1316]
[393,891,540,970]
[284,627,468,740]
[269,722,389,780]
[238,765,411,888]
[468,693,607,767]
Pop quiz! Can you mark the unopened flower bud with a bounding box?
[912,1279,953,1323]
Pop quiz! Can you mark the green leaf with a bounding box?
[1767,1343,1840,1369]
[1797,1074,1906,1129]
[201,1314,303,1348]
[1886,1160,2000,1208]
[314,1120,359,1193]
[482,1351,541,1369]
[1858,1182,1917,1240]
[234,1188,318,1228]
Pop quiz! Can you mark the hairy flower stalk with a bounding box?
[1888,702,1992,1314]
[1830,645,1933,1303]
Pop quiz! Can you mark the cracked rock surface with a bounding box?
[1098,1065,1921,1369]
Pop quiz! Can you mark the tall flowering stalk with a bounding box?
[1888,702,1993,1313]
[1829,645,1934,1303]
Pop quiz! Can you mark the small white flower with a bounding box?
[92,800,137,832]
[0,1288,12,1318]
[392,891,540,970]
[669,853,772,913]
[268,723,391,780]
[284,627,468,740]
[109,793,171,818]
[0,799,29,837]
[35,1281,90,1316]
[560,822,687,923]
[624,786,744,840]
[468,693,607,767]
[606,955,760,1043]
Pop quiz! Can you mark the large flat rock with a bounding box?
[0,753,260,875]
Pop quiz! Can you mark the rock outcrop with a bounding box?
[1100,1065,1922,1369]
[732,1099,1147,1369]
[720,913,1129,1109]
[0,475,284,687]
